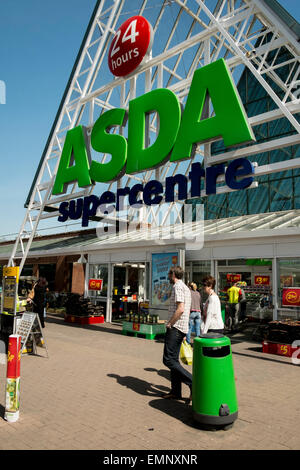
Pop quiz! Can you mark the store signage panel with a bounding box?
[226,274,241,283]
[88,278,103,291]
[254,275,270,285]
[246,259,272,266]
[52,58,255,202]
[3,266,20,282]
[282,288,300,307]
[108,16,153,77]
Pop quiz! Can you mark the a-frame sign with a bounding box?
[8,0,300,273]
[16,312,49,358]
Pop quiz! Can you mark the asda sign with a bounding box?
[53,59,255,226]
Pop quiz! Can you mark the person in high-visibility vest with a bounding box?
[226,282,242,330]
[16,297,27,313]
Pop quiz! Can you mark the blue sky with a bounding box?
[0,0,299,238]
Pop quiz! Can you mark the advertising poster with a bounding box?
[282,288,300,307]
[151,252,178,308]
[88,279,103,291]
[2,277,18,314]
[226,274,242,283]
[254,275,270,285]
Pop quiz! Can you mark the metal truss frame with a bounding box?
[9,0,300,271]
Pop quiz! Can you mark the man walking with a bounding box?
[162,266,192,401]
[226,281,242,330]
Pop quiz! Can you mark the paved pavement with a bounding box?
[0,314,299,451]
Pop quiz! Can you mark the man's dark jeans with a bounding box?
[163,327,192,397]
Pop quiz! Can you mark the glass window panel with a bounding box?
[247,98,268,119]
[255,173,269,184]
[294,196,300,209]
[227,190,247,218]
[205,193,227,219]
[192,260,211,292]
[278,258,300,319]
[202,43,297,221]
[294,177,300,195]
[269,181,292,212]
[89,264,108,297]
[248,184,269,214]
[253,122,269,142]
[293,169,300,177]
[246,79,267,103]
[269,117,292,138]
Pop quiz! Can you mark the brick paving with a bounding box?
[0,314,299,450]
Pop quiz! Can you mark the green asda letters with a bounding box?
[52,126,92,195]
[52,59,254,196]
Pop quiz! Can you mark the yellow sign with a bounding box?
[3,266,20,282]
[3,297,15,310]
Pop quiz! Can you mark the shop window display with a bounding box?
[218,262,273,322]
[278,258,300,320]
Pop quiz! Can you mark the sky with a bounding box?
[0,0,300,239]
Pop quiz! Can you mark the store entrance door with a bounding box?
[111,263,146,322]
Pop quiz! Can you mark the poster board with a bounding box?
[1,267,19,315]
[282,288,300,307]
[16,312,48,357]
[150,250,185,319]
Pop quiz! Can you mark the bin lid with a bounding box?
[194,333,230,348]
[200,333,224,339]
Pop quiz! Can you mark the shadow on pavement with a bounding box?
[107,373,205,430]
[148,398,222,432]
[148,397,194,427]
[45,314,123,336]
[107,373,169,397]
[144,367,170,381]
[232,349,295,366]
[0,404,5,420]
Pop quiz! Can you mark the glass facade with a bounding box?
[277,258,300,320]
[191,260,211,287]
[188,39,300,220]
[89,264,109,297]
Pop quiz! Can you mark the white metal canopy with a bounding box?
[9,0,300,272]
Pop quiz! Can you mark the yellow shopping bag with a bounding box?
[180,340,193,365]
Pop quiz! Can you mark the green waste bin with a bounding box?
[192,333,238,427]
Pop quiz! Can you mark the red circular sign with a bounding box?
[108,16,153,77]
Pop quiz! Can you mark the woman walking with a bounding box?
[201,275,224,335]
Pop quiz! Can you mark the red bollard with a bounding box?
[5,335,21,422]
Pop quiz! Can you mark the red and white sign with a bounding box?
[108,16,153,77]
[254,275,270,286]
[226,274,241,283]
[282,288,300,307]
[88,279,103,291]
